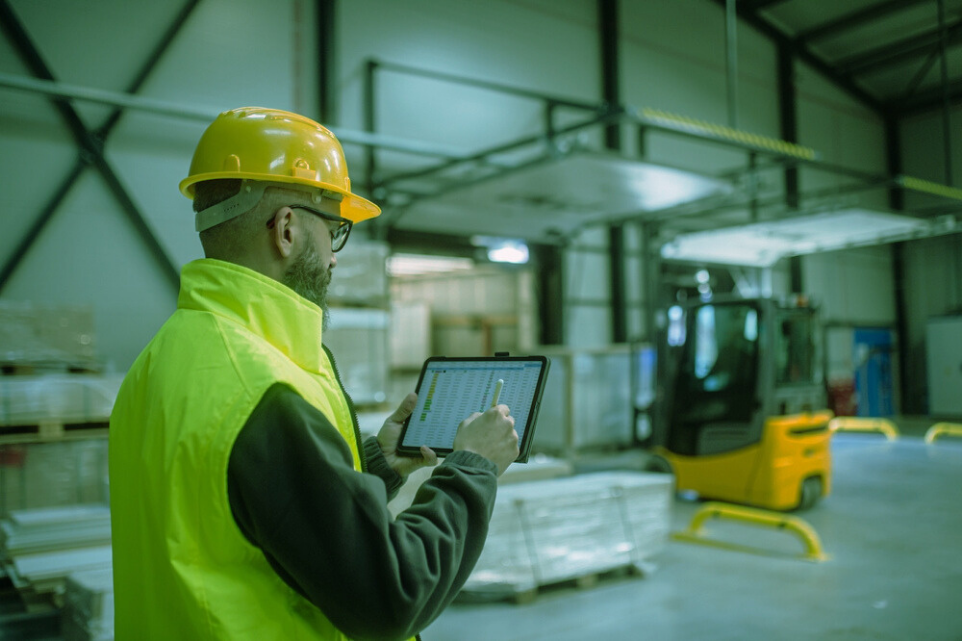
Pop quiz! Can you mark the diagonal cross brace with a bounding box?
[0,0,201,294]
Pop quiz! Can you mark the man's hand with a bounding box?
[377,393,438,479]
[453,405,518,476]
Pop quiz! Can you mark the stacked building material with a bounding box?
[0,302,98,372]
[464,472,672,597]
[535,346,635,455]
[324,308,389,406]
[324,240,391,408]
[1,504,111,596]
[0,305,118,516]
[0,374,122,427]
[62,568,114,641]
[327,240,389,307]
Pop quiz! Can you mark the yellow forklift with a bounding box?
[648,295,832,511]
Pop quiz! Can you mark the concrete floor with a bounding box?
[424,432,962,641]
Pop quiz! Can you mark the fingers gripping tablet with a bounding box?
[397,356,551,463]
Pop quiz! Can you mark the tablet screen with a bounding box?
[399,357,549,461]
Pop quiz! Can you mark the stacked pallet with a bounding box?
[0,302,119,515]
[463,471,673,599]
[0,303,116,639]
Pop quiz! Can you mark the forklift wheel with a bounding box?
[795,476,822,511]
[643,454,673,475]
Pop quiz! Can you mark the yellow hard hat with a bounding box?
[179,107,380,224]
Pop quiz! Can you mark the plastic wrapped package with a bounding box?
[61,568,114,641]
[0,375,123,426]
[534,346,634,455]
[324,308,389,406]
[0,302,97,370]
[0,439,109,516]
[465,472,672,593]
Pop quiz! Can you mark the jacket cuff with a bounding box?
[363,436,405,498]
[443,450,499,476]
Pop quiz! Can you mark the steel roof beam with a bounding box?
[797,0,931,43]
[742,0,792,10]
[836,23,962,75]
[890,80,963,118]
[709,0,883,113]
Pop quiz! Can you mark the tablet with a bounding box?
[398,355,551,463]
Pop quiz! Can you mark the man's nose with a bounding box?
[330,254,337,268]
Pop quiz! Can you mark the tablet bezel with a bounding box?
[397,355,551,464]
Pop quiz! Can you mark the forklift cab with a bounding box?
[652,296,832,511]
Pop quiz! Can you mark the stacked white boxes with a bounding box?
[464,472,673,595]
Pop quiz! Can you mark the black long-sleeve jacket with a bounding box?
[226,383,498,640]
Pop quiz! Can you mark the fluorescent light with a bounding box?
[387,253,475,276]
[661,209,958,267]
[487,241,529,264]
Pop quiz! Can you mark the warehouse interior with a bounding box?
[0,0,960,639]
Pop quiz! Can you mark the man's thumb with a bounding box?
[390,392,418,422]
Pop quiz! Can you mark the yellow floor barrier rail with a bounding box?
[925,423,963,444]
[828,417,899,441]
[673,502,830,563]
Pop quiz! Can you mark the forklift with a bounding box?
[648,295,832,511]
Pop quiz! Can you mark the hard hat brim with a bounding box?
[179,173,381,224]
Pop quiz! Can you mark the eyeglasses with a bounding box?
[267,204,353,252]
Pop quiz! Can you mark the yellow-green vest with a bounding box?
[110,259,361,640]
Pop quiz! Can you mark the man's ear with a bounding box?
[270,207,298,259]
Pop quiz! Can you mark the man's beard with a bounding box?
[282,242,332,329]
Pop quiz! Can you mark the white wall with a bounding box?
[337,0,600,177]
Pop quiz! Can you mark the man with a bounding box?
[109,107,519,640]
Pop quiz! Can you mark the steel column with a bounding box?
[885,113,911,415]
[317,0,337,126]
[533,244,565,345]
[599,0,627,343]
[936,0,952,185]
[725,0,739,129]
[778,41,802,292]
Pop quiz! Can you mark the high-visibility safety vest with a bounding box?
[109,258,363,640]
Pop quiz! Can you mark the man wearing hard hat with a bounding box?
[109,107,519,640]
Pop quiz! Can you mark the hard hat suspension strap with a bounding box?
[195,180,268,233]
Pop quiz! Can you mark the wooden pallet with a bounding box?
[458,561,651,605]
[0,363,101,377]
[0,420,109,445]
